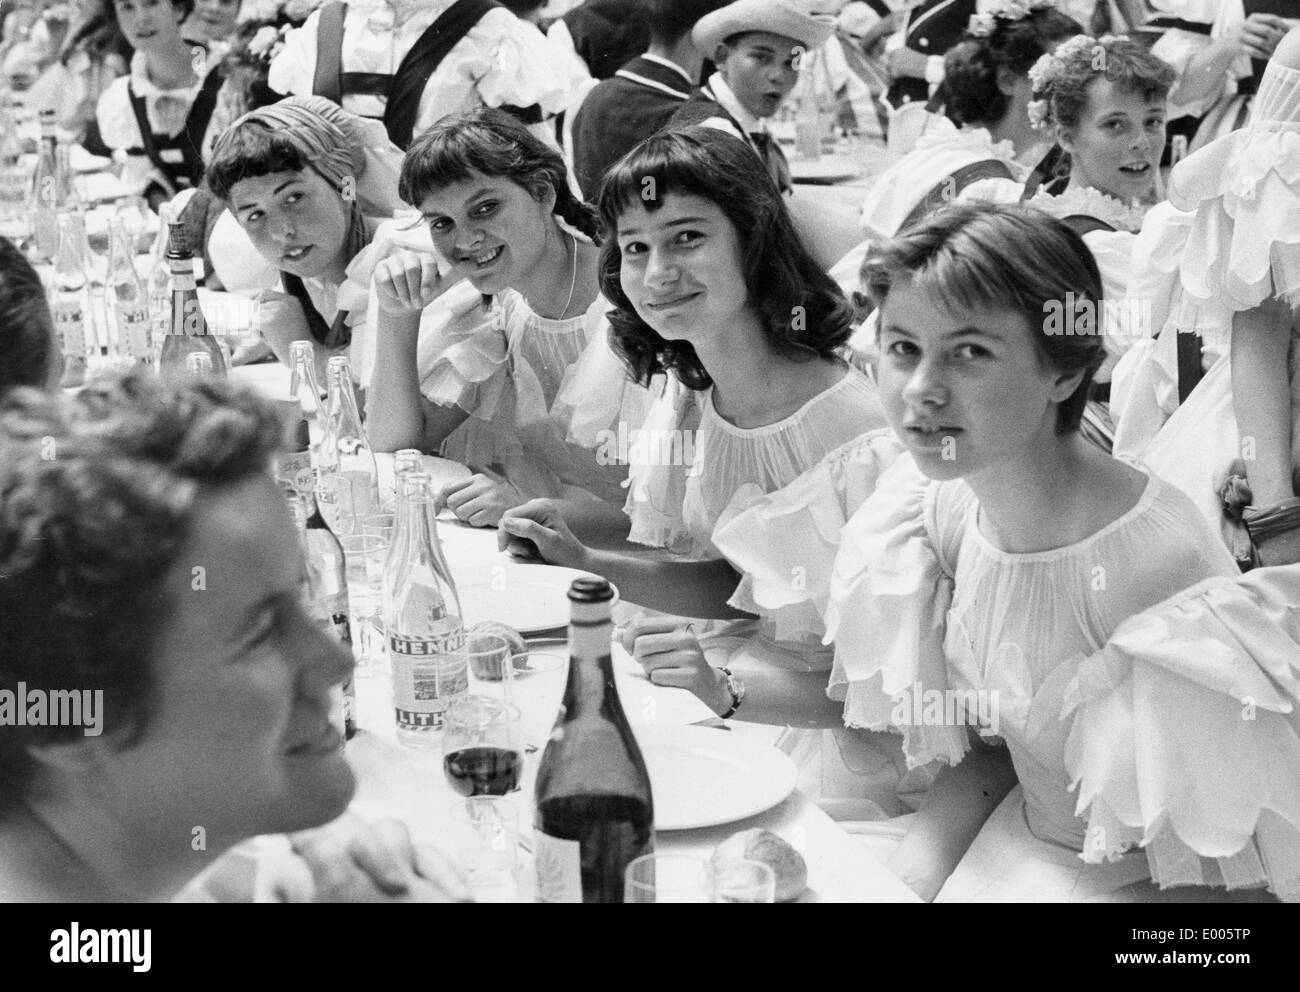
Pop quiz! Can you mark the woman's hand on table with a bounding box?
[373,249,472,316]
[439,473,526,527]
[498,498,591,569]
[619,614,733,716]
[283,812,472,903]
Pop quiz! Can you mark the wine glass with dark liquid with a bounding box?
[442,696,524,796]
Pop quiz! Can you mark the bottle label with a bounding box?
[390,629,467,732]
[115,303,152,363]
[533,832,583,903]
[52,301,86,356]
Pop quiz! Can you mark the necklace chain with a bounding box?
[560,233,578,319]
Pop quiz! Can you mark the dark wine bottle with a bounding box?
[533,578,654,903]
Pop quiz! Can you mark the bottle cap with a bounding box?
[568,577,614,604]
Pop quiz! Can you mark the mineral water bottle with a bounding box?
[51,214,89,387]
[105,218,153,365]
[0,98,29,242]
[383,473,465,746]
[28,108,59,261]
[316,355,379,536]
[534,578,654,902]
[288,339,324,419]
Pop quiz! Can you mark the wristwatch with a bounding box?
[718,667,745,720]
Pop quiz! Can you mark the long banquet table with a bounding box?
[193,321,922,904]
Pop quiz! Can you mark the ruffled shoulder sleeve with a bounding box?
[266,10,320,99]
[822,455,971,768]
[1062,566,1300,902]
[623,376,705,554]
[462,7,574,116]
[711,429,907,645]
[958,176,1025,205]
[1168,112,1300,310]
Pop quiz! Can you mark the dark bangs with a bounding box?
[205,124,310,202]
[596,128,853,390]
[398,109,559,207]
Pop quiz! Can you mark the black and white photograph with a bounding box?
[0,0,1295,953]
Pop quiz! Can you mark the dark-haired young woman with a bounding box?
[363,108,652,528]
[498,127,913,815]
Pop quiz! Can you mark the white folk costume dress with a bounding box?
[267,0,572,148]
[344,213,648,504]
[625,367,925,819]
[1111,58,1300,556]
[821,454,1272,900]
[95,47,227,198]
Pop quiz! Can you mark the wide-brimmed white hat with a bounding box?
[693,0,837,55]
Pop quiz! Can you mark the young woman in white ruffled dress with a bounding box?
[1112,29,1300,567]
[817,203,1300,902]
[363,108,651,527]
[497,127,919,819]
[962,34,1177,385]
[828,0,1082,296]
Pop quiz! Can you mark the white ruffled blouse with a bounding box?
[268,0,572,137]
[819,455,1300,895]
[343,214,648,504]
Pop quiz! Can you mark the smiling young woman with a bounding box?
[497,127,921,817]
[360,108,653,531]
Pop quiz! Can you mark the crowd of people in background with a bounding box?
[1,0,1299,904]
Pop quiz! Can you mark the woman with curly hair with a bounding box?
[363,108,651,530]
[497,127,911,816]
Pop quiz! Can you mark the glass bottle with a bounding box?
[157,222,228,381]
[0,97,30,243]
[534,578,654,903]
[288,486,357,741]
[51,213,89,388]
[316,355,379,536]
[105,217,152,365]
[383,473,466,746]
[288,339,324,419]
[29,107,59,261]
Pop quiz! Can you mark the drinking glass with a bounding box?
[624,854,710,903]
[506,652,567,751]
[361,511,395,543]
[446,796,522,903]
[462,632,514,690]
[441,696,524,797]
[706,858,776,903]
[337,533,388,677]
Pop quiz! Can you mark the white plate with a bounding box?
[633,724,797,830]
[453,561,604,635]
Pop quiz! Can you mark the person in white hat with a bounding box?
[668,0,835,192]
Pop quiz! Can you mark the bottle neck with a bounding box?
[563,610,617,719]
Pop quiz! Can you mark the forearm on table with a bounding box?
[1231,303,1295,504]
[886,739,1018,902]
[556,497,633,549]
[583,551,751,620]
[367,315,428,452]
[725,666,845,729]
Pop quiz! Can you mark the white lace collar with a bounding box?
[915,121,1018,164]
[1025,184,1149,233]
